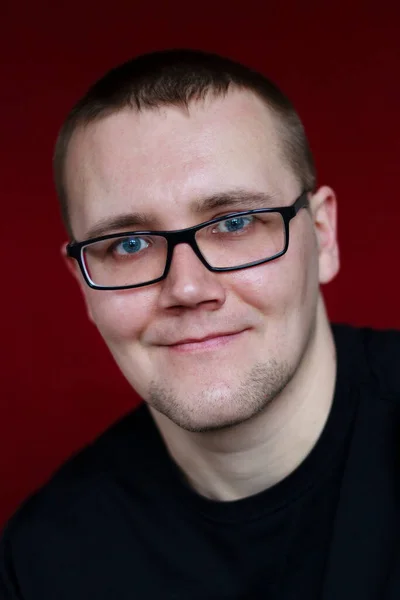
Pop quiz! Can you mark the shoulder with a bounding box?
[362,326,400,395]
[333,322,400,397]
[0,403,156,595]
[1,402,150,546]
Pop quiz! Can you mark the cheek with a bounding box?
[86,287,157,343]
[227,233,318,317]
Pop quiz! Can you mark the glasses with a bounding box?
[66,191,310,290]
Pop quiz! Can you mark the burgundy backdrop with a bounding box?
[2,1,400,527]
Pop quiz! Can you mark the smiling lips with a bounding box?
[166,330,247,352]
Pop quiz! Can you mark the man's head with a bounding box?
[57,49,339,433]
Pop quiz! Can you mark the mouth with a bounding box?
[165,330,248,353]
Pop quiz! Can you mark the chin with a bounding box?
[147,359,292,433]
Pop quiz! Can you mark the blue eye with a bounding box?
[114,237,149,255]
[217,215,253,233]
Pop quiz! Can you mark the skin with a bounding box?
[63,89,339,501]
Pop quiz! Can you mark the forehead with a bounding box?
[65,90,298,239]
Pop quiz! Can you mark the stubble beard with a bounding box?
[147,358,294,433]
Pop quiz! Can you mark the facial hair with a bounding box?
[147,358,293,433]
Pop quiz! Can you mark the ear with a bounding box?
[309,186,340,285]
[61,242,95,323]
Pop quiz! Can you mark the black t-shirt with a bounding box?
[1,324,400,600]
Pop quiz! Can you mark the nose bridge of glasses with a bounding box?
[164,226,210,274]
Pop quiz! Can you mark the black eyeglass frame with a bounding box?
[67,190,310,290]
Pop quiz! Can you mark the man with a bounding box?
[1,49,399,600]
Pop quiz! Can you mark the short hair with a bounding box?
[53,48,316,239]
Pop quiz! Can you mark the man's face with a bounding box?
[64,90,338,432]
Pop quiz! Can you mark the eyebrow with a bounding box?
[83,189,278,240]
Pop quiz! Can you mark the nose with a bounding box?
[157,243,226,311]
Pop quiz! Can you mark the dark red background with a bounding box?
[2,1,400,527]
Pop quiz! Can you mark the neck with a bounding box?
[148,299,337,502]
